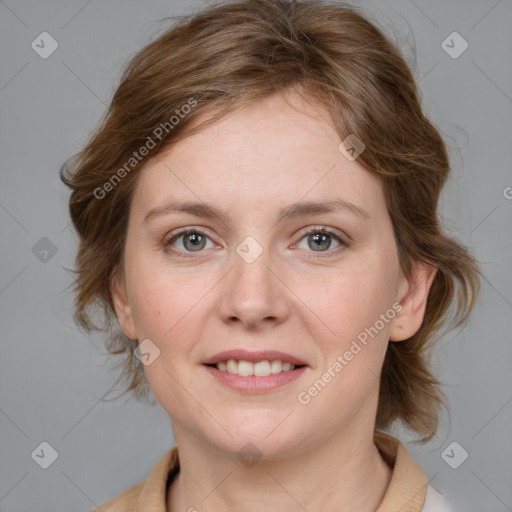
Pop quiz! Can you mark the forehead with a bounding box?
[131,92,385,221]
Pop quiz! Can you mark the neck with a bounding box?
[167,423,393,512]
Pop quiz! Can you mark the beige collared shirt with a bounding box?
[90,431,454,512]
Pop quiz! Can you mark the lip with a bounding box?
[204,364,308,393]
[201,349,309,366]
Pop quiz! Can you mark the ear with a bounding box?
[110,271,138,340]
[389,261,438,342]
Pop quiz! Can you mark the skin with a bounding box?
[112,89,437,512]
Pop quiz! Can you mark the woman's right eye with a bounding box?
[164,229,215,256]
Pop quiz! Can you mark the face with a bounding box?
[112,90,435,459]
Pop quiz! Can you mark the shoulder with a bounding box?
[421,484,457,512]
[88,446,179,512]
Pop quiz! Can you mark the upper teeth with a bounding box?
[216,359,296,376]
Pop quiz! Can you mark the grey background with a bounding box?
[0,0,511,510]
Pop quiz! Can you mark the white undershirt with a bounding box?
[421,485,456,512]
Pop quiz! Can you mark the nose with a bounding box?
[217,242,291,330]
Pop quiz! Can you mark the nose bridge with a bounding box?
[218,235,290,327]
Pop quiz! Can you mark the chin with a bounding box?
[222,419,310,460]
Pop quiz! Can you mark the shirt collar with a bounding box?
[374,431,428,512]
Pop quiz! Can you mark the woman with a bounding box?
[61,1,481,510]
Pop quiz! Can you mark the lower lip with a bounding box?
[203,365,308,393]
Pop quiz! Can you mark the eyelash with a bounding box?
[163,226,349,259]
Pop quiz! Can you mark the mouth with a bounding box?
[201,350,308,393]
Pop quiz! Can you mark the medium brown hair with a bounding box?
[61,0,481,442]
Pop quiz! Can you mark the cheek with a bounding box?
[297,270,394,410]
[128,270,204,407]
[293,260,398,407]
[125,245,186,332]
[131,280,193,339]
[126,258,212,368]
[295,262,397,343]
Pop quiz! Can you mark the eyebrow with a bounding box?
[143,198,371,224]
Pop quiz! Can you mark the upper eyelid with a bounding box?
[164,226,216,243]
[292,227,347,250]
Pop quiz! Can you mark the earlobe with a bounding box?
[389,261,438,342]
[110,271,138,340]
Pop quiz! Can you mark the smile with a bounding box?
[202,349,309,393]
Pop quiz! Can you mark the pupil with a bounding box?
[185,233,205,250]
[311,233,329,251]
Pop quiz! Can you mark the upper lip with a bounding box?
[202,349,308,366]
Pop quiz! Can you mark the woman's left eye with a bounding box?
[293,227,348,256]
